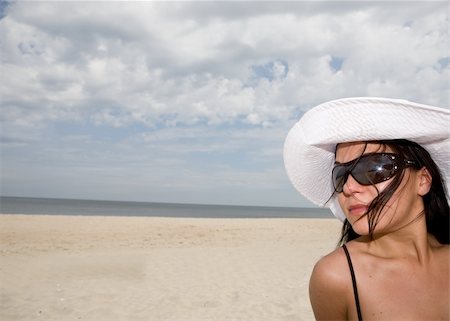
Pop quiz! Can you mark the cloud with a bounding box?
[0,1,448,206]
[2,2,448,130]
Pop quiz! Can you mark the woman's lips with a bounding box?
[348,204,368,216]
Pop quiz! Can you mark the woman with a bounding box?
[283,97,449,320]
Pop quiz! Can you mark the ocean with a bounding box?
[0,196,333,219]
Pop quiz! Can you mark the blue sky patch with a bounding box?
[250,59,289,82]
[329,56,344,72]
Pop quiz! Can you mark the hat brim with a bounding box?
[283,97,450,221]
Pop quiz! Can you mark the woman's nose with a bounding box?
[342,174,364,195]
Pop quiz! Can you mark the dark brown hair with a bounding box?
[336,139,449,245]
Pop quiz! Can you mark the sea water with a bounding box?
[0,196,333,218]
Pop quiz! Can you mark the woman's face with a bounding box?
[335,141,426,236]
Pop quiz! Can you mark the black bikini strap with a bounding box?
[343,244,363,321]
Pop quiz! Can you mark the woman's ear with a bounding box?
[417,167,432,196]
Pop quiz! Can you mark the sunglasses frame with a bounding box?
[332,152,416,193]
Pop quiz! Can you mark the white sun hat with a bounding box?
[283,97,450,221]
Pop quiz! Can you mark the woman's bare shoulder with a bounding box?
[310,247,349,288]
[309,247,350,319]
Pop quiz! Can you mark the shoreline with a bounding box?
[0,196,334,218]
[1,214,341,321]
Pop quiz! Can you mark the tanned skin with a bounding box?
[309,142,449,321]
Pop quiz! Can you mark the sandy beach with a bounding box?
[0,214,341,321]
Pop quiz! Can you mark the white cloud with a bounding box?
[0,1,448,206]
[2,2,448,130]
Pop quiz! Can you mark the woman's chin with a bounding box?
[349,219,370,237]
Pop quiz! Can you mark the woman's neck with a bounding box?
[364,215,438,264]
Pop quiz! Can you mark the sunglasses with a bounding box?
[332,153,416,193]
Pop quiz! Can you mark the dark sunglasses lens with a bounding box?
[352,154,398,185]
[332,165,348,192]
[332,153,402,193]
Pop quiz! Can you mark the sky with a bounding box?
[0,1,449,208]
